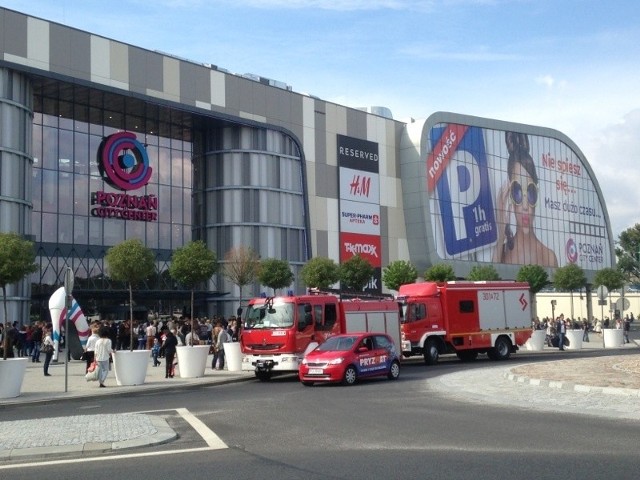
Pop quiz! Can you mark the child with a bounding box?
[151,338,161,366]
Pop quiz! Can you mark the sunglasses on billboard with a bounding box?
[510,180,538,206]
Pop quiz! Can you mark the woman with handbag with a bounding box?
[83,322,100,373]
[94,326,114,388]
[42,326,55,376]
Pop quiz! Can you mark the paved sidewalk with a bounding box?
[0,350,253,406]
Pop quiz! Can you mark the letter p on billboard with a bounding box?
[427,125,497,257]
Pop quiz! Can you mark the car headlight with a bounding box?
[301,358,308,365]
[328,357,344,365]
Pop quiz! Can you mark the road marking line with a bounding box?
[176,407,228,449]
[0,447,214,470]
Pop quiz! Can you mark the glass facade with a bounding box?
[193,125,309,308]
[25,78,309,320]
[29,80,196,320]
[0,68,33,325]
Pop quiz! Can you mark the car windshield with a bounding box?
[243,302,294,329]
[316,336,358,352]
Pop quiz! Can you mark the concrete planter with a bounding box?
[0,358,28,399]
[223,342,242,371]
[565,330,583,350]
[524,330,546,351]
[175,345,209,378]
[603,328,624,348]
[113,350,150,386]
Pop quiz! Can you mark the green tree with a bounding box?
[222,247,261,314]
[300,257,340,290]
[382,260,418,291]
[516,264,550,320]
[616,224,640,282]
[0,233,38,360]
[467,265,501,281]
[593,267,625,291]
[105,238,156,351]
[593,267,625,313]
[553,263,587,320]
[516,264,549,294]
[169,240,217,344]
[424,263,456,282]
[258,258,294,295]
[339,255,374,293]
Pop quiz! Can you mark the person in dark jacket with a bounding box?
[163,330,178,378]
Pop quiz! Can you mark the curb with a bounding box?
[0,373,255,408]
[503,371,640,397]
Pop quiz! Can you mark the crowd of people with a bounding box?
[531,312,634,349]
[0,314,242,385]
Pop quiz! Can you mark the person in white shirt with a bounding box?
[83,322,100,373]
[146,321,156,350]
[94,326,114,388]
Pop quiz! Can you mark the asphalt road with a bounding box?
[2,353,639,480]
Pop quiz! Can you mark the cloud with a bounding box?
[587,109,640,235]
[535,74,568,90]
[399,44,522,62]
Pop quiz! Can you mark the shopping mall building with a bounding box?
[0,7,615,323]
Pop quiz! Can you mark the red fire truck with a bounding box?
[396,281,532,364]
[240,293,401,381]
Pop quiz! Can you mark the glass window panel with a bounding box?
[172,224,182,248]
[58,169,73,215]
[41,126,58,170]
[89,135,102,176]
[159,222,171,249]
[104,218,124,246]
[146,220,159,249]
[74,133,89,175]
[158,185,171,222]
[126,221,145,241]
[58,214,73,244]
[158,147,171,185]
[73,216,88,245]
[41,212,57,242]
[89,216,103,245]
[171,186,182,224]
[74,174,89,216]
[41,169,58,213]
[31,211,41,242]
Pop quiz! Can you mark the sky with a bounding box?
[3,0,640,237]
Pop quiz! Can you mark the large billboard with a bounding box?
[425,122,612,270]
[338,134,382,294]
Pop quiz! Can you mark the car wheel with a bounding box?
[387,360,400,380]
[342,365,357,385]
[301,381,314,387]
[424,339,439,365]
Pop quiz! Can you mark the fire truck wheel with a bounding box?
[342,365,358,385]
[387,360,401,380]
[491,337,512,361]
[424,340,439,365]
[255,371,272,382]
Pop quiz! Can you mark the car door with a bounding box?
[355,335,383,378]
